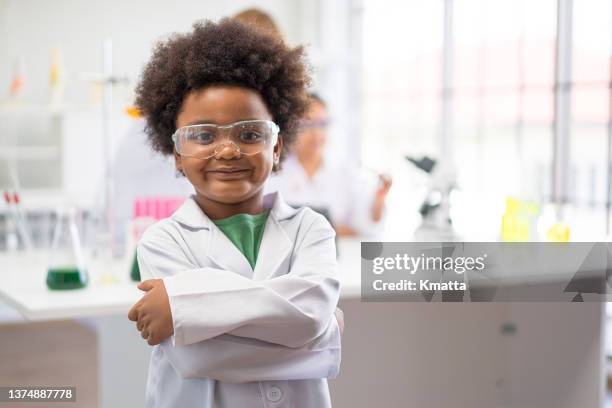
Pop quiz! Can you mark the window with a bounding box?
[360,0,611,239]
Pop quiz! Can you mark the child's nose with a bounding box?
[213,141,242,159]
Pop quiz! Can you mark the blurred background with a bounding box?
[0,0,610,407]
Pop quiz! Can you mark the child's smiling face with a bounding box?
[174,86,281,216]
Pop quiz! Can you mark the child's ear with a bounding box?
[174,148,185,176]
[272,136,283,172]
[273,135,283,161]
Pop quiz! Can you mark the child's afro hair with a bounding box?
[135,18,311,156]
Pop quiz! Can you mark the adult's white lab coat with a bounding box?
[112,119,193,254]
[136,191,342,408]
[265,154,383,238]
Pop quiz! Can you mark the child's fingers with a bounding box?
[146,326,159,346]
[137,279,157,291]
[148,334,161,346]
[137,317,144,331]
[334,307,345,335]
[127,300,142,321]
[140,327,150,341]
[137,312,151,332]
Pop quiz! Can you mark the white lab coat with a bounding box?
[265,154,382,238]
[137,191,342,408]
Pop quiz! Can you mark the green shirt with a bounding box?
[212,210,270,269]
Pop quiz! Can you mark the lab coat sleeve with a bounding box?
[137,214,340,349]
[168,214,338,348]
[160,319,341,383]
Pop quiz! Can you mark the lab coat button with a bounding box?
[266,386,283,402]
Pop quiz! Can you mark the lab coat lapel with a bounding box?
[252,192,294,281]
[173,193,297,280]
[206,224,255,279]
[173,196,253,279]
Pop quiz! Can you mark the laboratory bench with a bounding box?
[0,239,606,408]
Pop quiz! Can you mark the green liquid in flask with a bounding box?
[130,252,141,282]
[46,266,88,290]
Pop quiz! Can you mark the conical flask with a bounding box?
[46,207,89,290]
[130,251,140,282]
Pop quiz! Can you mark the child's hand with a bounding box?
[334,307,345,336]
[127,279,174,346]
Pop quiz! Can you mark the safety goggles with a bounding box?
[172,120,280,159]
[298,118,330,130]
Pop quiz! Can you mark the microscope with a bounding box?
[406,156,460,241]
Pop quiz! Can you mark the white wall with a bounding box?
[0,0,306,105]
[0,0,331,204]
[0,0,360,203]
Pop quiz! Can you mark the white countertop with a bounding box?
[0,240,363,322]
[0,251,143,321]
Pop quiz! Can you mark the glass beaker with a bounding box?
[46,207,89,290]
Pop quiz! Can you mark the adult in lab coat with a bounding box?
[265,94,392,238]
[135,191,341,408]
[112,118,193,254]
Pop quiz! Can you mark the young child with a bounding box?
[126,19,342,408]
